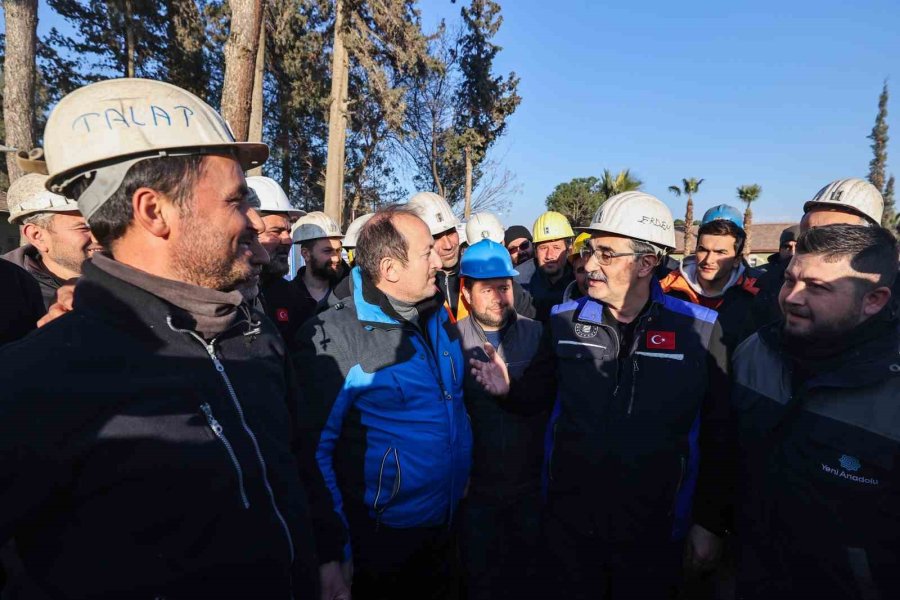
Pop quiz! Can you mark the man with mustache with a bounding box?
[3,172,103,310]
[248,176,308,350]
[661,204,761,352]
[291,211,347,328]
[731,224,899,600]
[294,205,471,600]
[471,192,732,599]
[455,239,546,600]
[0,79,321,598]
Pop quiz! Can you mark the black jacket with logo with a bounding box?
[731,314,900,600]
[0,262,319,599]
[514,258,574,322]
[506,279,731,549]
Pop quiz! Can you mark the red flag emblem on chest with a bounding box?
[646,331,676,350]
[276,308,290,322]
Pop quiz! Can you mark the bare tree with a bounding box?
[221,0,263,141]
[471,159,520,215]
[3,0,38,183]
[247,12,266,175]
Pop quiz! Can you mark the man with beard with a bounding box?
[247,175,308,350]
[0,79,322,598]
[514,210,576,321]
[294,206,471,600]
[731,224,900,600]
[504,225,534,266]
[292,211,346,327]
[3,173,102,309]
[471,192,732,600]
[455,240,545,600]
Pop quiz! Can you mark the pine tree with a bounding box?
[867,81,889,194]
[454,0,520,218]
[883,174,896,227]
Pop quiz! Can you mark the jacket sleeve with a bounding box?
[692,319,736,537]
[292,316,353,565]
[502,322,558,415]
[513,281,537,319]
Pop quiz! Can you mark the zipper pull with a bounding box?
[200,403,224,435]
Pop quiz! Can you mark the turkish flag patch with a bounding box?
[646,330,676,350]
[276,308,290,322]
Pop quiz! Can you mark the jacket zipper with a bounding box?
[627,359,640,415]
[200,402,250,509]
[670,454,686,515]
[171,319,296,566]
[202,341,296,564]
[624,311,652,415]
[373,447,402,529]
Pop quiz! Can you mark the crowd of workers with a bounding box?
[0,77,898,600]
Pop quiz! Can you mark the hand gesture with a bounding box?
[469,342,510,396]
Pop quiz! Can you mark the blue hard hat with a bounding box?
[459,240,519,279]
[701,204,744,230]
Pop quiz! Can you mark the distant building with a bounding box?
[671,222,799,268]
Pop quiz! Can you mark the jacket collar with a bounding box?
[351,266,442,328]
[574,277,665,325]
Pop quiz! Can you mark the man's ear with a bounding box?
[132,187,172,238]
[862,286,892,317]
[461,283,473,306]
[380,256,400,284]
[637,253,660,278]
[22,222,49,252]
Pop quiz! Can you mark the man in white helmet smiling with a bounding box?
[471,191,732,599]
[0,79,324,598]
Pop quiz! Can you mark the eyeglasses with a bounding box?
[507,240,531,253]
[579,246,650,265]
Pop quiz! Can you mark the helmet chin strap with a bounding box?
[75,157,147,221]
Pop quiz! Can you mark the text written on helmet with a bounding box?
[637,216,671,230]
[72,105,195,133]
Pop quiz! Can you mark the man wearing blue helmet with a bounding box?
[660,204,761,352]
[456,240,546,600]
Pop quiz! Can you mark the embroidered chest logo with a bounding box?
[646,330,676,350]
[276,308,290,322]
[821,454,879,486]
[574,323,599,338]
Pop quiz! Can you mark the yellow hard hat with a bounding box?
[532,211,575,244]
[568,232,591,263]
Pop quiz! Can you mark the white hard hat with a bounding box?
[343,213,374,248]
[580,191,676,250]
[465,211,504,244]
[407,191,460,236]
[6,173,79,224]
[292,211,342,243]
[246,176,305,217]
[804,178,884,224]
[43,78,268,221]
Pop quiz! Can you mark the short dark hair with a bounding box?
[356,205,419,284]
[697,219,746,254]
[67,155,206,248]
[796,224,899,289]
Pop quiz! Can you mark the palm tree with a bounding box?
[668,178,704,252]
[598,168,642,198]
[737,184,762,257]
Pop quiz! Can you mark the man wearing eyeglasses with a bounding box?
[504,225,534,266]
[470,192,732,600]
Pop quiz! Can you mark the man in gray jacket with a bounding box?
[455,239,546,600]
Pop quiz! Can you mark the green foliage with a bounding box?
[736,183,762,208]
[598,168,642,198]
[545,176,605,227]
[883,174,896,227]
[868,81,889,193]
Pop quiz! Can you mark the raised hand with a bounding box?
[469,342,510,396]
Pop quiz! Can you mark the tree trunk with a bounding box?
[2,0,38,184]
[124,0,136,77]
[247,14,266,176]
[743,208,753,258]
[464,145,473,219]
[221,0,264,142]
[278,93,292,200]
[323,0,349,224]
[683,195,694,253]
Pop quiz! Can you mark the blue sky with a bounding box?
[21,0,900,229]
[418,0,899,229]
